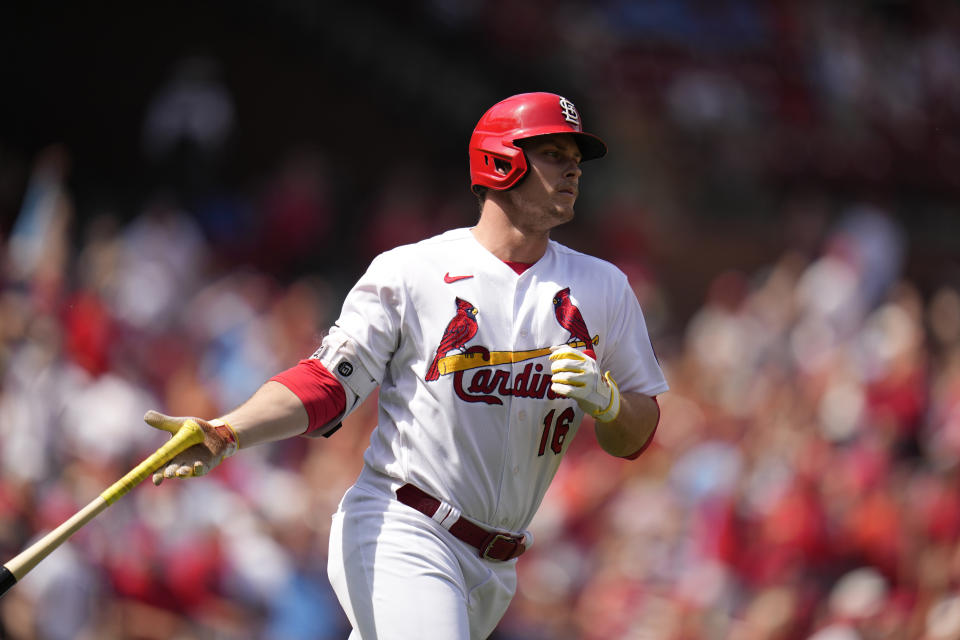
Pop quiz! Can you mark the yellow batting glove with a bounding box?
[143,411,239,485]
[548,345,621,422]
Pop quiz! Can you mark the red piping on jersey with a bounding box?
[271,359,347,435]
[621,396,660,460]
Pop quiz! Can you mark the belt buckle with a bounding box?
[480,532,520,561]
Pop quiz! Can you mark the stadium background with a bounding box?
[1,1,960,638]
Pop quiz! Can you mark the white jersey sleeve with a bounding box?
[313,253,402,419]
[599,270,668,397]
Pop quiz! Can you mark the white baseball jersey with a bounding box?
[316,227,668,533]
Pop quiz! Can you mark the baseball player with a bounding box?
[146,92,668,639]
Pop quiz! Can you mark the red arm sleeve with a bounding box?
[270,359,347,436]
[621,396,660,461]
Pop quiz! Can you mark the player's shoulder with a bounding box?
[547,239,628,282]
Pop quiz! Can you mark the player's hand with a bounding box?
[548,346,621,422]
[143,411,239,485]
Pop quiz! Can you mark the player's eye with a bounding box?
[543,149,581,165]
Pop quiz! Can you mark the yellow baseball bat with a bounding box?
[0,420,205,597]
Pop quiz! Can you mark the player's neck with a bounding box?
[472,204,551,264]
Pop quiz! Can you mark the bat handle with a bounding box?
[100,420,205,505]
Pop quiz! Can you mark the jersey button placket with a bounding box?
[493,272,522,524]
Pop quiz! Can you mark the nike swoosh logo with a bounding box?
[444,273,474,283]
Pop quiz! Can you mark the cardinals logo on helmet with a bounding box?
[425,298,479,381]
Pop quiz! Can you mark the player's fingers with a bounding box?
[548,346,585,361]
[160,459,208,479]
[550,369,585,385]
[143,410,186,435]
[550,381,577,397]
[550,359,589,383]
[551,354,601,384]
[175,464,194,478]
[551,365,585,376]
[550,353,585,368]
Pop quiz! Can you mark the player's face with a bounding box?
[502,134,583,232]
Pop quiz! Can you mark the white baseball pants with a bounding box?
[327,478,517,639]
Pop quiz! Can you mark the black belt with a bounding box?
[395,483,527,562]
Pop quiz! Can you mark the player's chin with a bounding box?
[551,205,576,225]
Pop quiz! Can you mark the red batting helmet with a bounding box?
[469,92,607,192]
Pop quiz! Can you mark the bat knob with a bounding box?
[0,566,16,597]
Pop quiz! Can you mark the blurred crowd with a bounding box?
[6,149,960,640]
[503,207,960,639]
[2,1,960,639]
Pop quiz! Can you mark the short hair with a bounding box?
[473,185,487,214]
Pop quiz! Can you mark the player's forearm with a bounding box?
[220,380,309,449]
[593,391,660,458]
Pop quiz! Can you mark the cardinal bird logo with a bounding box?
[553,287,596,357]
[425,297,479,381]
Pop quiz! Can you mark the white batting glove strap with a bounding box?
[593,371,621,422]
[548,346,621,422]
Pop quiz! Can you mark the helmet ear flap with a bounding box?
[469,140,528,191]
